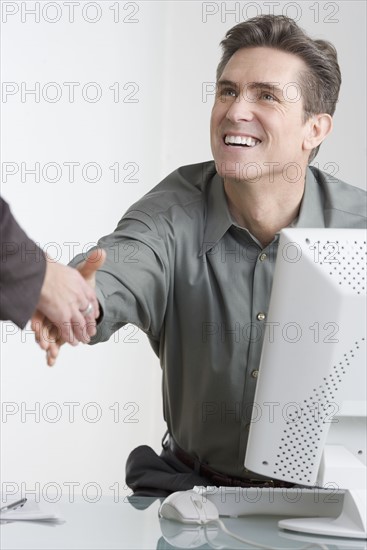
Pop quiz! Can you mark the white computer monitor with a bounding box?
[245,228,367,539]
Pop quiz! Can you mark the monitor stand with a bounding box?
[279,445,367,539]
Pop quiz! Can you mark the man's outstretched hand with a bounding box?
[31,248,106,366]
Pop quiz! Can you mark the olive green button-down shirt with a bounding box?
[73,161,366,478]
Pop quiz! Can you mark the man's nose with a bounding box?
[225,93,255,123]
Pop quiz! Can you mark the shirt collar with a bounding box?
[294,165,326,228]
[200,165,325,256]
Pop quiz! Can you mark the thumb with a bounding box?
[78,248,106,279]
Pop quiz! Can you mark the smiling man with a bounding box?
[212,44,333,247]
[34,15,366,496]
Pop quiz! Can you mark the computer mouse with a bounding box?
[159,517,219,548]
[159,490,219,524]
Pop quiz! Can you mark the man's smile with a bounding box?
[223,134,262,147]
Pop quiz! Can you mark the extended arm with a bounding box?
[33,210,169,365]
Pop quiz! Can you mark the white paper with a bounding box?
[0,497,61,521]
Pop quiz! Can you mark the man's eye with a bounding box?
[260,92,276,102]
[219,88,237,97]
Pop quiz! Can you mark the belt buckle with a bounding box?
[248,478,274,487]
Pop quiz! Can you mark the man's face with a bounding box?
[210,47,312,184]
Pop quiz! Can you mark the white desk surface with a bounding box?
[1,495,366,550]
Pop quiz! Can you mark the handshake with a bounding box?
[31,249,106,367]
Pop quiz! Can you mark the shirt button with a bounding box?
[257,312,266,321]
[251,370,259,378]
[259,253,267,261]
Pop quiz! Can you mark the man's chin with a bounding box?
[215,160,264,184]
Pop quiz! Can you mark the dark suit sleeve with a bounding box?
[0,197,46,328]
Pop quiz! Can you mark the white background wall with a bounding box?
[1,1,366,500]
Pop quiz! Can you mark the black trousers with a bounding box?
[125,444,214,497]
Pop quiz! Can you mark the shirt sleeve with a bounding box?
[69,209,170,346]
[0,196,46,328]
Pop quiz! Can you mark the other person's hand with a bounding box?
[31,248,106,365]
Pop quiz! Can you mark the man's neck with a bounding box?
[223,170,307,248]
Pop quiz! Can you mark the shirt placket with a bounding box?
[239,236,279,472]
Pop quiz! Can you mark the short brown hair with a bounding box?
[217,15,341,162]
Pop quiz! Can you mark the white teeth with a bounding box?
[224,135,260,147]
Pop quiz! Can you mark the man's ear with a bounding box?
[303,114,333,152]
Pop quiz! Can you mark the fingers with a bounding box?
[46,340,62,367]
[31,311,47,350]
[81,248,107,277]
[31,312,66,366]
[80,285,100,327]
[66,310,94,344]
[33,302,98,354]
[31,311,63,351]
[52,300,97,345]
[78,248,107,284]
[71,248,105,341]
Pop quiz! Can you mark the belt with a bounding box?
[164,434,294,489]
